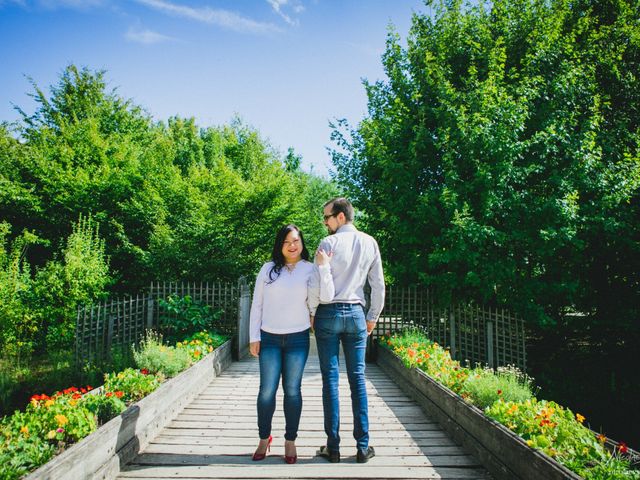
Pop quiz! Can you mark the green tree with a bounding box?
[331,0,640,329]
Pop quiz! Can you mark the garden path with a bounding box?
[117,338,491,479]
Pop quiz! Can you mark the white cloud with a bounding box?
[125,27,175,45]
[135,0,281,34]
[267,0,304,26]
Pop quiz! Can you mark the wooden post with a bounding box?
[487,317,495,369]
[146,295,154,330]
[236,276,251,360]
[449,309,456,360]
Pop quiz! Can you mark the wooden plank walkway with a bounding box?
[118,341,491,479]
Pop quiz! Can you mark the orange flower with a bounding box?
[106,392,113,398]
[597,434,607,444]
[115,391,124,398]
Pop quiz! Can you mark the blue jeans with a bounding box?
[315,303,369,452]
[257,329,310,441]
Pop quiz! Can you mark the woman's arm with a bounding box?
[249,264,268,356]
[316,248,335,303]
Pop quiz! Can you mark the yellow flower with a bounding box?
[20,426,29,435]
[208,346,213,352]
[45,399,55,408]
[69,399,77,407]
[55,414,69,426]
[526,439,533,447]
[576,413,585,423]
[47,430,57,439]
[177,342,182,347]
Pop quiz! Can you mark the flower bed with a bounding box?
[0,331,231,480]
[377,331,639,480]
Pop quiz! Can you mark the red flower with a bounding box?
[497,390,503,395]
[87,385,93,390]
[72,393,82,400]
[30,394,42,401]
[115,391,124,398]
[140,369,149,375]
[80,388,86,394]
[618,442,629,454]
[106,392,113,397]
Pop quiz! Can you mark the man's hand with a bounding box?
[249,341,260,357]
[310,316,315,332]
[366,320,376,336]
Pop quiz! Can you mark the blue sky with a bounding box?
[0,0,425,176]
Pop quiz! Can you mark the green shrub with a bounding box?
[461,365,535,410]
[103,368,163,402]
[81,393,126,425]
[133,331,191,377]
[486,399,638,479]
[176,330,228,362]
[158,295,223,341]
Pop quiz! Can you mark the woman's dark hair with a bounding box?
[268,224,310,283]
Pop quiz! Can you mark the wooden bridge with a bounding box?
[116,339,490,480]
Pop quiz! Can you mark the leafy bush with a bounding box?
[487,399,638,479]
[158,295,223,341]
[133,331,191,377]
[0,390,98,480]
[0,223,40,363]
[81,393,126,425]
[31,215,110,351]
[381,329,639,479]
[103,368,163,402]
[381,329,469,393]
[461,365,536,410]
[176,330,228,362]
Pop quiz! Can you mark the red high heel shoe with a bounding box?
[284,441,297,464]
[252,435,272,461]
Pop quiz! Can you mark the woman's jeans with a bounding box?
[314,303,369,452]
[257,329,310,441]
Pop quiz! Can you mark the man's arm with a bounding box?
[366,240,385,333]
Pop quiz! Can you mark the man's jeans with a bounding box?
[257,329,310,441]
[315,303,369,452]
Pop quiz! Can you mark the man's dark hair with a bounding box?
[325,197,354,222]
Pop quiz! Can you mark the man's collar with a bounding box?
[336,223,357,234]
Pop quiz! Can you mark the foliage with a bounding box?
[331,0,640,330]
[0,388,98,480]
[30,214,111,351]
[176,330,228,362]
[461,365,536,410]
[80,392,126,425]
[103,368,163,403]
[0,329,225,479]
[0,65,340,295]
[133,331,191,377]
[0,223,40,363]
[380,329,470,393]
[381,329,639,478]
[487,399,638,479]
[158,295,223,340]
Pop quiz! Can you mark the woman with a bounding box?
[249,224,315,464]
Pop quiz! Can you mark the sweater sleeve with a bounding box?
[249,264,269,342]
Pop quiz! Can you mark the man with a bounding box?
[308,197,385,464]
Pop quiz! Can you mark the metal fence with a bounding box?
[372,285,527,370]
[75,281,240,365]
